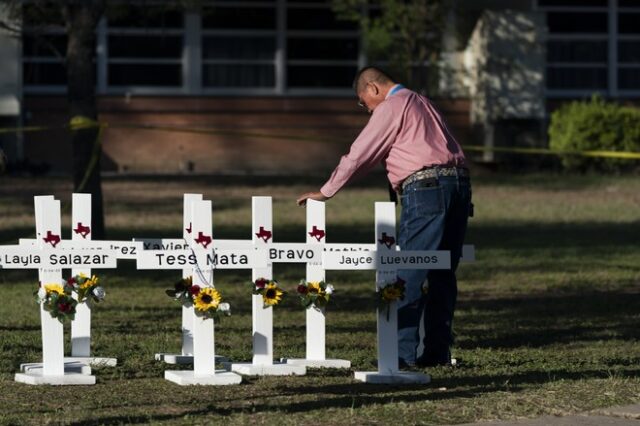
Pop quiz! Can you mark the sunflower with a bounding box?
[306,281,324,296]
[194,287,221,313]
[381,285,403,302]
[262,283,283,306]
[79,275,98,290]
[44,283,65,296]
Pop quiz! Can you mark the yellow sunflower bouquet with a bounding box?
[377,277,406,321]
[193,287,231,320]
[165,276,230,320]
[296,280,334,309]
[67,273,105,304]
[35,281,78,323]
[252,278,284,308]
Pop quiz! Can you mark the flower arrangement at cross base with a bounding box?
[193,287,231,320]
[67,273,105,304]
[296,280,334,310]
[252,277,284,308]
[377,277,406,321]
[166,276,230,320]
[35,282,78,323]
[165,276,199,306]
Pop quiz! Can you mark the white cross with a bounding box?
[6,196,118,385]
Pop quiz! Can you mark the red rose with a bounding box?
[58,302,70,312]
[255,278,267,289]
[189,285,201,296]
[297,284,308,294]
[67,277,77,285]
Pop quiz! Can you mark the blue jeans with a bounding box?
[397,173,471,365]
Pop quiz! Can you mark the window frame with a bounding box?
[22,0,363,97]
[536,0,640,98]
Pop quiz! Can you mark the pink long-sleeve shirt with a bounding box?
[320,88,467,197]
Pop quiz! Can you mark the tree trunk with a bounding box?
[63,2,105,238]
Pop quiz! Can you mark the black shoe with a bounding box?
[416,356,459,368]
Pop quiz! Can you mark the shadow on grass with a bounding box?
[433,366,640,392]
[63,363,640,426]
[466,220,640,251]
[457,290,640,349]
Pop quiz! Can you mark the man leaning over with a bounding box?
[296,66,472,368]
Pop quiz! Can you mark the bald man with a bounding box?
[297,66,472,368]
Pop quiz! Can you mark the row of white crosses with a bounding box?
[0,193,473,386]
[138,195,471,384]
[141,196,344,374]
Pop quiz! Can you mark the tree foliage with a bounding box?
[549,96,640,172]
[332,0,445,91]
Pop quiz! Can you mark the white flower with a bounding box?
[92,286,106,300]
[218,302,230,313]
[325,284,334,295]
[37,287,47,301]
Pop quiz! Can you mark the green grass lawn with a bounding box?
[0,173,638,425]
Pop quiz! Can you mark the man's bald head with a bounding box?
[353,67,395,94]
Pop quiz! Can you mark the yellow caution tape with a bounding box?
[69,116,102,131]
[463,144,640,160]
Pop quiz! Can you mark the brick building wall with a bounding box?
[23,96,472,176]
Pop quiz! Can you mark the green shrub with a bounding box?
[548,96,640,172]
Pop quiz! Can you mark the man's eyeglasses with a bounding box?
[357,100,366,109]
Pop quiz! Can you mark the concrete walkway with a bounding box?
[455,403,640,426]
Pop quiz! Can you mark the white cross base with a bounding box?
[354,371,430,384]
[164,371,242,386]
[229,362,306,376]
[62,357,117,368]
[15,370,96,385]
[284,358,352,369]
[155,353,230,365]
[20,357,115,373]
[20,361,92,375]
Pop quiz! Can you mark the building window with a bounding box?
[618,8,640,90]
[286,2,359,90]
[201,4,277,89]
[21,5,70,90]
[538,0,640,97]
[106,4,184,88]
[21,1,365,95]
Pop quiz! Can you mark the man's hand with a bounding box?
[296,191,329,207]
